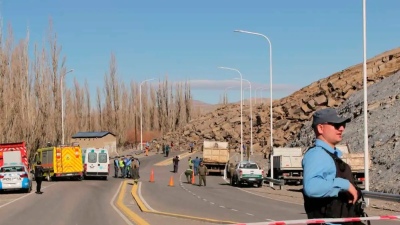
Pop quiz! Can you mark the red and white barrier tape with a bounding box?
[234,215,400,225]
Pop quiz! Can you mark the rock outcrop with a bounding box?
[290,71,400,194]
[156,47,400,193]
[159,48,400,150]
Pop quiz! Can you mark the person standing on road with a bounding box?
[113,157,119,178]
[119,157,125,178]
[193,156,200,175]
[34,161,45,194]
[302,108,366,225]
[189,142,194,153]
[165,144,170,157]
[172,156,180,173]
[198,161,208,186]
[131,158,140,184]
[188,157,193,169]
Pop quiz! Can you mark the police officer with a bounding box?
[34,161,45,194]
[302,108,365,225]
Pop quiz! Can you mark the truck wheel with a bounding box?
[257,182,263,188]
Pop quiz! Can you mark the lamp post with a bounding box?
[234,29,274,187]
[140,78,155,152]
[61,69,74,145]
[218,67,244,162]
[234,78,253,157]
[362,0,369,194]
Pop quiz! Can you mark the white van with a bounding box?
[82,148,110,180]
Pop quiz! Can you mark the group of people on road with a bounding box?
[113,156,140,184]
[184,156,208,186]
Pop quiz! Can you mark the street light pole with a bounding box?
[234,29,274,187]
[140,78,155,152]
[61,69,74,145]
[362,0,369,194]
[219,67,244,162]
[234,78,253,157]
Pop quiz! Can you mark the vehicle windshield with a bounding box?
[239,163,258,169]
[0,166,25,172]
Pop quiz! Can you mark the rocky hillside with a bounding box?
[290,71,400,194]
[159,47,400,151]
[157,48,400,193]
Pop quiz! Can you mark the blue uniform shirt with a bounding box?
[302,139,350,198]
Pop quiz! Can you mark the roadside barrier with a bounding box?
[362,190,400,202]
[263,177,285,190]
[232,215,400,225]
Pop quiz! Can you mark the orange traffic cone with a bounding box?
[191,170,195,185]
[168,175,174,187]
[149,169,155,183]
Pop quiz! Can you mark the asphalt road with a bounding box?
[139,152,398,225]
[0,151,396,225]
[0,177,128,225]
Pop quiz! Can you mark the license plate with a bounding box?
[4,178,11,181]
[249,178,255,181]
[66,174,72,176]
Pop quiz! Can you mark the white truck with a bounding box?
[336,144,370,185]
[272,147,303,184]
[231,161,264,188]
[202,140,230,175]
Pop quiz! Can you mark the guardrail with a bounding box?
[362,190,400,202]
[263,177,285,190]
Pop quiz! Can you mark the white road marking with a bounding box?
[138,182,156,211]
[265,219,275,221]
[231,209,238,212]
[219,206,225,208]
[210,202,215,205]
[203,199,207,201]
[221,177,302,206]
[246,213,254,216]
[0,183,57,209]
[110,182,135,225]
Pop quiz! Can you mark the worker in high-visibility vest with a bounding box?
[188,157,193,169]
[119,158,125,178]
[184,168,193,183]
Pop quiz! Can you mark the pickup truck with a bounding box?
[231,161,263,188]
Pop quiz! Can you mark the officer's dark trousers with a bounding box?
[199,175,206,186]
[114,166,119,177]
[35,177,42,192]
